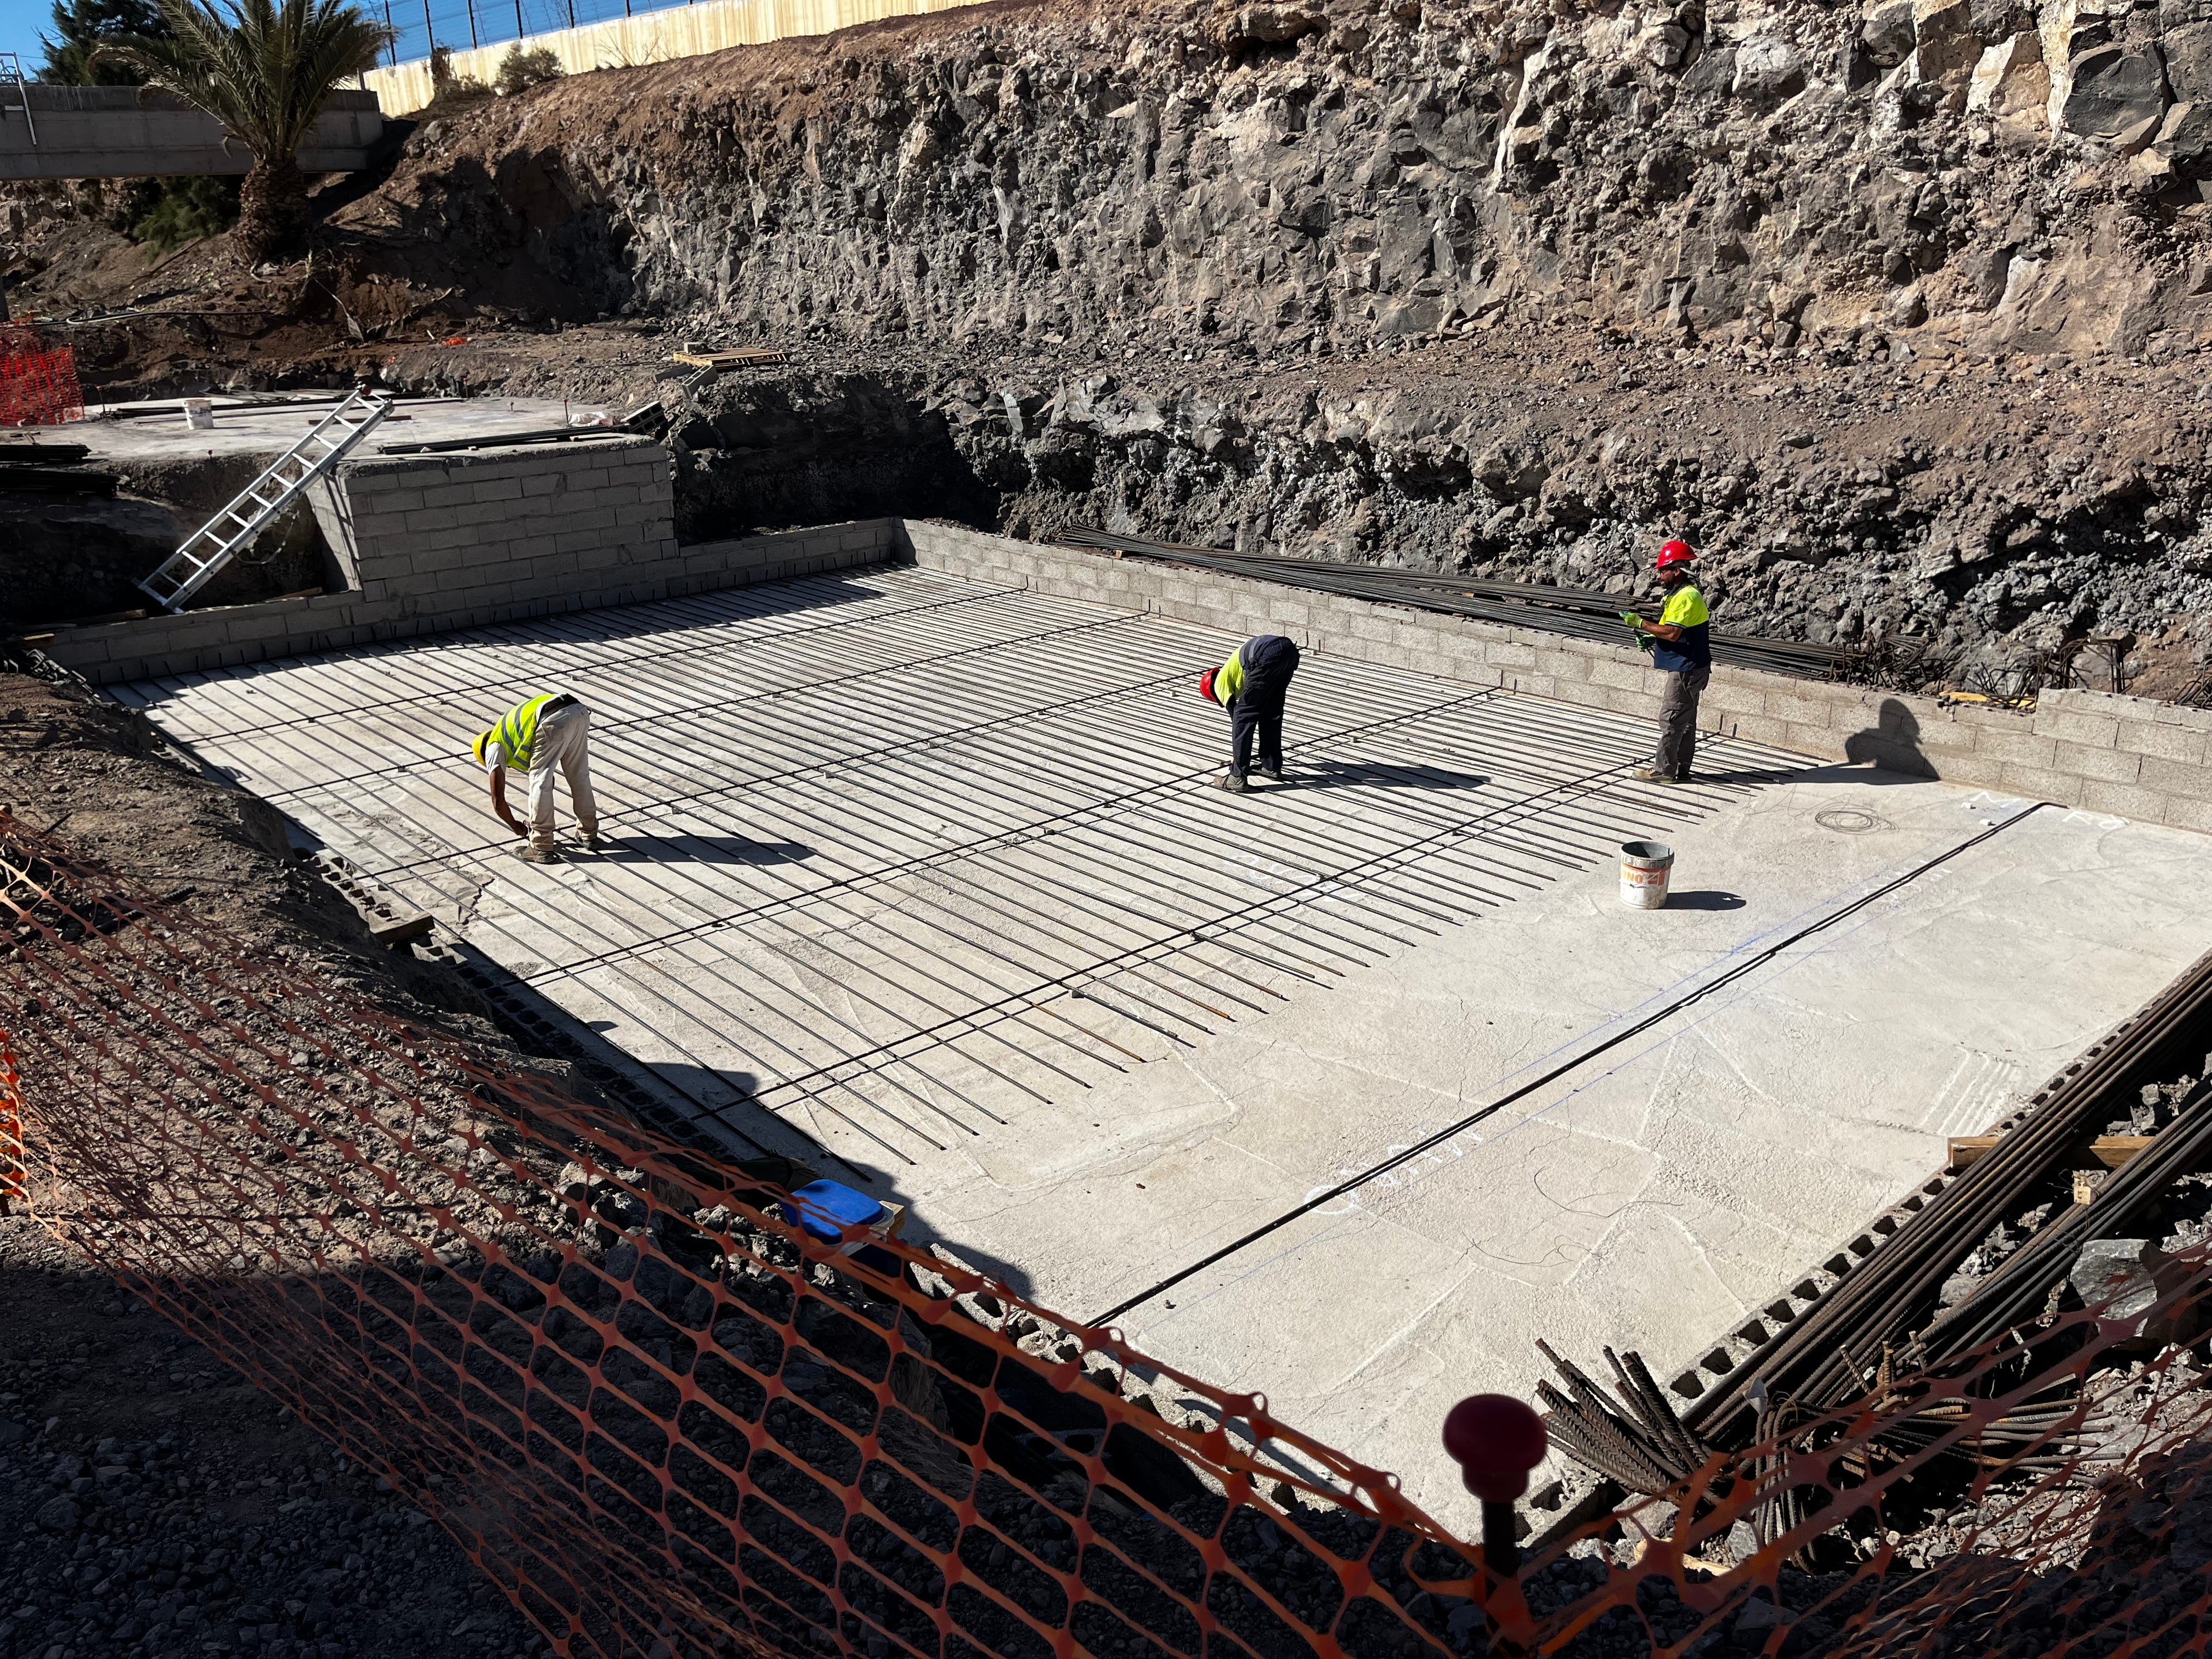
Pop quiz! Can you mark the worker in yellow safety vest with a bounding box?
[1199,634,1302,792]
[471,692,601,864]
[1625,539,1712,783]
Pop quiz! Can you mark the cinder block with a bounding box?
[2153,702,2212,733]
[1995,763,2081,803]
[2076,781,2174,823]
[1765,690,1844,727]
[1698,679,1765,716]
[2115,720,2208,765]
[2136,755,2212,802]
[1971,728,2058,768]
[418,481,479,510]
[470,476,525,504]
[2032,709,2122,748]
[1775,721,1844,759]
[1587,656,1647,693]
[362,486,426,515]
[1941,701,2033,732]
[2047,740,2143,785]
[1724,713,1795,749]
[2159,795,2212,833]
[1920,751,2007,787]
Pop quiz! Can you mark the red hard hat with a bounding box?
[1199,668,1218,704]
[1656,539,1697,570]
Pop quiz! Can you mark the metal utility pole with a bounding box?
[563,0,574,28]
[420,0,435,55]
[383,0,397,63]
[513,0,523,38]
[465,0,478,47]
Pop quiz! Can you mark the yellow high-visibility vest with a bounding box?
[1215,644,1246,704]
[490,693,558,772]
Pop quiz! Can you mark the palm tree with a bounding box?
[98,0,391,266]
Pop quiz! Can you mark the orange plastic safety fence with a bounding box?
[0,814,1511,1659]
[0,324,85,426]
[0,1028,21,1211]
[10,806,2212,1659]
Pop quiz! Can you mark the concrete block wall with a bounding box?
[901,521,2212,833]
[36,433,900,683]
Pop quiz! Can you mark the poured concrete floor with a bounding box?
[70,393,622,463]
[120,562,2212,1535]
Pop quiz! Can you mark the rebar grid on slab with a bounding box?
[124,565,1803,1169]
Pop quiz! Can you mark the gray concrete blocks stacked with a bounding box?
[35,498,2212,838]
[901,522,2212,836]
[38,430,900,684]
[336,439,679,615]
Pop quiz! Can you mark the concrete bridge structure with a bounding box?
[0,83,383,179]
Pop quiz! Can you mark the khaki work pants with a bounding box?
[1655,666,1711,779]
[524,703,600,852]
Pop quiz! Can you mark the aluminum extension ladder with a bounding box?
[0,53,36,147]
[138,389,393,612]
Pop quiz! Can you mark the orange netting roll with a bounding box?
[0,324,86,426]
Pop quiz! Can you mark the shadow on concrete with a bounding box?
[1666,890,1747,911]
[1294,760,1491,792]
[1843,698,1938,778]
[641,1063,1038,1298]
[588,834,814,866]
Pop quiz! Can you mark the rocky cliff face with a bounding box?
[342,0,2212,358]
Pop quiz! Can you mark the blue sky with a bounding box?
[2,0,706,73]
[3,0,60,69]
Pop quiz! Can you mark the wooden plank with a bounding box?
[1947,1133,2155,1173]
[669,349,791,369]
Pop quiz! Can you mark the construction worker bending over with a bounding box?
[472,692,601,864]
[1626,539,1711,784]
[1201,634,1302,793]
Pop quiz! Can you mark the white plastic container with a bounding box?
[1620,840,1675,909]
[182,398,215,430]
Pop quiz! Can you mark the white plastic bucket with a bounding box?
[1620,840,1674,909]
[182,398,215,430]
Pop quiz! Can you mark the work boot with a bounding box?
[1217,772,1249,793]
[582,832,605,850]
[1629,766,1669,782]
[1256,765,1284,783]
[520,845,562,864]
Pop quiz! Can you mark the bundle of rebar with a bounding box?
[1679,946,2212,1448]
[1534,1340,1715,1495]
[1916,1079,2212,1362]
[1054,528,1862,681]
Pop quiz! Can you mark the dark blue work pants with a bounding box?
[1229,636,1301,777]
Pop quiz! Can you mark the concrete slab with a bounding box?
[116,560,2212,1537]
[67,395,625,461]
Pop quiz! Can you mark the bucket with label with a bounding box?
[182,398,215,431]
[1620,840,1674,909]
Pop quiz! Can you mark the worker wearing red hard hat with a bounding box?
[1199,634,1302,792]
[1624,539,1711,783]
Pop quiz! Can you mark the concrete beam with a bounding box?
[0,86,382,180]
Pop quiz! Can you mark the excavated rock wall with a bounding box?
[343,0,2212,357]
[314,0,2212,676]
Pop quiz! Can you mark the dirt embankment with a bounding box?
[0,669,565,1658]
[11,0,2212,681]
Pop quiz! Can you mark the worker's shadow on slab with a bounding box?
[1841,699,1937,779]
[1664,890,1747,911]
[1294,760,1491,792]
[590,834,815,866]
